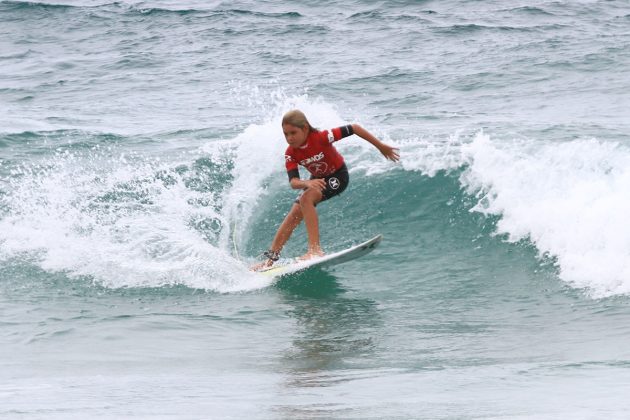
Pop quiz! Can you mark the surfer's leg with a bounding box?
[270,203,303,252]
[297,188,324,259]
[251,204,303,270]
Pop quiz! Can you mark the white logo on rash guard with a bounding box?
[327,130,335,144]
[328,177,340,190]
[308,162,328,176]
[300,152,324,166]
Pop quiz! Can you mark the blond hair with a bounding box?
[282,109,317,132]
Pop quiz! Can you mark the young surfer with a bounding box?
[253,109,399,270]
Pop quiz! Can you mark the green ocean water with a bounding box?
[3,0,630,418]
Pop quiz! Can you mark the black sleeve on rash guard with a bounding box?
[340,124,354,138]
[287,169,300,181]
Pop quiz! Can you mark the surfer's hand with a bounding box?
[379,144,400,162]
[306,179,326,192]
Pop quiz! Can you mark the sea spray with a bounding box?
[0,142,264,291]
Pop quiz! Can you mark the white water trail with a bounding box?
[0,146,262,291]
[0,94,356,292]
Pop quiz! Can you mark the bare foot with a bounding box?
[297,250,325,261]
[250,259,274,271]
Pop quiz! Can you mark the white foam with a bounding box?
[0,145,267,292]
[459,133,630,297]
[374,128,630,297]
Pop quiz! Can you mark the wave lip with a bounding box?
[459,133,630,297]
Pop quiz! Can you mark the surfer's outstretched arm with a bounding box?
[351,124,400,162]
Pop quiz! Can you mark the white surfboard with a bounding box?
[257,235,382,279]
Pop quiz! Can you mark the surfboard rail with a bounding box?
[257,234,382,279]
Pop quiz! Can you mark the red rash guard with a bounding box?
[285,125,354,180]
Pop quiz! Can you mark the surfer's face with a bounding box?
[283,123,309,148]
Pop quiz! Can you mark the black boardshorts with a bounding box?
[294,164,349,205]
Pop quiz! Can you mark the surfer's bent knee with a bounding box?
[298,189,322,207]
